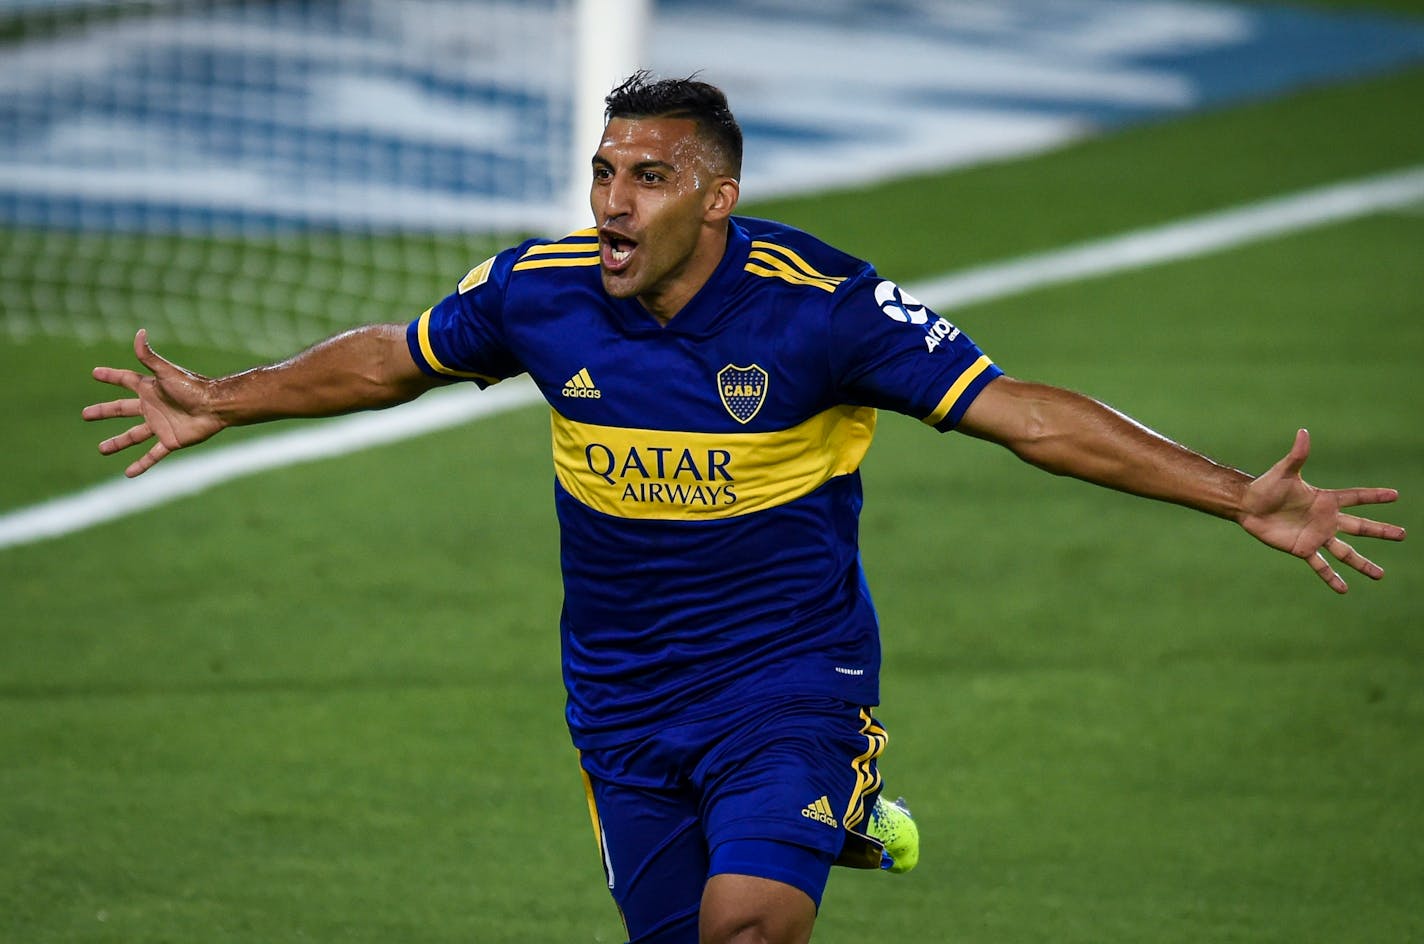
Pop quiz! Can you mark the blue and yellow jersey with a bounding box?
[408,217,1002,748]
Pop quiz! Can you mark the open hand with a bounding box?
[82,329,225,477]
[1239,429,1405,593]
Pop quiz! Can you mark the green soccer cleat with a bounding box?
[867,795,919,874]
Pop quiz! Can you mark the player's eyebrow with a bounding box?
[592,155,679,175]
[633,159,677,175]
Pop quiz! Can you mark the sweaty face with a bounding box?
[591,117,732,322]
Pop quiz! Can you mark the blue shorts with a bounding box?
[578,696,887,943]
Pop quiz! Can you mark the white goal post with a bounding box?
[570,0,651,228]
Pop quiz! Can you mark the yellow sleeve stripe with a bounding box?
[750,240,845,285]
[520,241,598,258]
[745,261,837,292]
[414,308,500,382]
[513,254,600,272]
[511,231,601,271]
[745,254,841,293]
[922,354,995,426]
[745,241,847,292]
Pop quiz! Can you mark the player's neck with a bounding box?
[637,226,730,326]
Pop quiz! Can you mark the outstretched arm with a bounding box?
[83,325,447,477]
[958,376,1405,593]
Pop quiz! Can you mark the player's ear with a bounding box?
[704,176,739,222]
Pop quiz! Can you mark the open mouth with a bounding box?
[600,231,638,273]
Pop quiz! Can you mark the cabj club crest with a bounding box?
[717,364,768,424]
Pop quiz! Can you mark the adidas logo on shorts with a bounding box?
[801,795,838,828]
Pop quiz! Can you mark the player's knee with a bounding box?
[699,913,805,944]
[698,873,815,944]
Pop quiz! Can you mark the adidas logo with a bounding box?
[801,795,838,828]
[562,367,602,399]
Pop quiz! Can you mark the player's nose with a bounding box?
[596,172,635,221]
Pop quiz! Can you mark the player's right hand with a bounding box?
[83,329,226,477]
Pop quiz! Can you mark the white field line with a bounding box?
[911,165,1424,310]
[2,378,544,549]
[4,164,1422,551]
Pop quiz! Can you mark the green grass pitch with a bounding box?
[3,49,1422,944]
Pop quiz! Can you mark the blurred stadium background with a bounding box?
[2,1,1422,941]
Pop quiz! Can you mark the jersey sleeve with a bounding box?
[828,272,1002,431]
[406,245,525,386]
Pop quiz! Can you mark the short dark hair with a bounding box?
[604,71,743,179]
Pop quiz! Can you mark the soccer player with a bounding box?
[84,73,1404,944]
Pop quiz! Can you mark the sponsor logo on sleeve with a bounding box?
[874,279,960,352]
[875,280,929,324]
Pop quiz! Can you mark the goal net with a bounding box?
[1,0,644,357]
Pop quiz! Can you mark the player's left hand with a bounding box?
[1238,429,1405,593]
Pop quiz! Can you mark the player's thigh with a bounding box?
[697,698,887,905]
[581,769,707,943]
